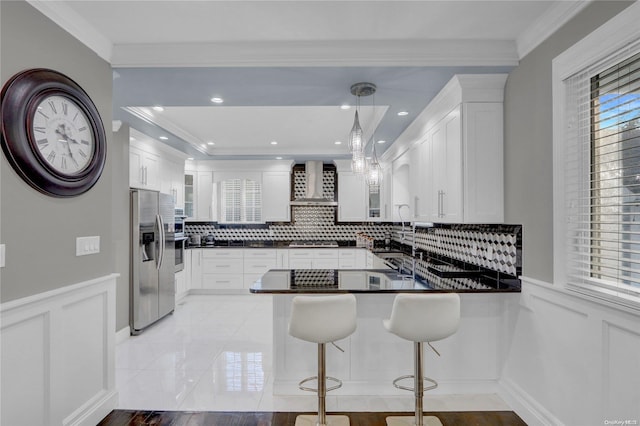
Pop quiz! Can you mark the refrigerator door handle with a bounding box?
[156,214,164,270]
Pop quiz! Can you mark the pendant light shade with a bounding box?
[366,144,382,189]
[352,150,367,174]
[348,110,364,154]
[348,82,376,174]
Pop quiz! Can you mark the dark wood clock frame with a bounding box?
[0,68,106,197]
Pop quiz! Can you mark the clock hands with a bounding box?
[54,125,79,168]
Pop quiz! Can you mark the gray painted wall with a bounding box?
[503,1,634,282]
[0,0,128,333]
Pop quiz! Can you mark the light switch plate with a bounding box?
[76,236,100,256]
[0,244,5,268]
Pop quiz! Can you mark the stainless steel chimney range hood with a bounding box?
[290,161,338,206]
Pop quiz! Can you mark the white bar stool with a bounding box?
[288,294,357,426]
[383,293,461,426]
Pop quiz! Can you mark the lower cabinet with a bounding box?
[185,247,371,292]
[201,249,244,290]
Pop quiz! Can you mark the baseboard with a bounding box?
[64,389,118,426]
[498,377,565,426]
[115,326,130,345]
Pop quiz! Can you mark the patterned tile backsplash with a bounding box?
[186,205,390,241]
[185,206,522,277]
[396,224,522,277]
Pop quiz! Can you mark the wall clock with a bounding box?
[0,68,106,197]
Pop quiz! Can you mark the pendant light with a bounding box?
[349,82,376,173]
[352,149,367,174]
[366,143,382,190]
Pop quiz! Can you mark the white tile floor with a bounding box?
[115,294,510,412]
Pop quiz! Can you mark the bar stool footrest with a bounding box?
[298,375,343,393]
[392,375,438,392]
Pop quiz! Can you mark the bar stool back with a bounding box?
[289,294,357,426]
[383,293,461,426]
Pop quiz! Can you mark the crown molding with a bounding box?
[516,0,592,59]
[110,39,519,68]
[26,0,113,62]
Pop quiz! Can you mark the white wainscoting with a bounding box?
[1,274,118,426]
[499,276,640,426]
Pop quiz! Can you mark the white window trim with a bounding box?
[553,2,640,311]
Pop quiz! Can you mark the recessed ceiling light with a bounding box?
[201,144,206,148]
[152,106,164,112]
[159,136,168,140]
[340,105,351,110]
[210,97,224,104]
[129,137,136,141]
[377,140,386,144]
[187,157,194,161]
[276,157,283,160]
[334,141,342,145]
[270,141,278,145]
[397,111,409,116]
[207,141,215,145]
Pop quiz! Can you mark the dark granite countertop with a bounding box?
[250,269,521,294]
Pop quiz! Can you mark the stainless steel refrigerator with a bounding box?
[130,189,175,334]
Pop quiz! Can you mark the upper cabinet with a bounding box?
[129,144,160,190]
[129,129,186,198]
[335,160,367,222]
[262,171,291,222]
[385,74,507,224]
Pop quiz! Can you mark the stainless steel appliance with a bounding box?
[174,235,186,272]
[130,189,176,335]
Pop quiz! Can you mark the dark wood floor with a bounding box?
[98,410,528,425]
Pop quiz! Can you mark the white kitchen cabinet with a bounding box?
[184,248,192,290]
[277,249,289,268]
[288,249,340,269]
[129,145,160,190]
[338,248,366,269]
[426,102,503,223]
[190,248,202,289]
[338,172,367,222]
[201,249,243,290]
[243,249,278,289]
[160,157,184,207]
[175,270,186,302]
[196,171,214,221]
[262,171,291,222]
[429,106,463,223]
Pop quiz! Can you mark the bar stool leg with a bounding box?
[414,342,424,426]
[295,342,350,426]
[318,343,327,425]
[386,342,443,426]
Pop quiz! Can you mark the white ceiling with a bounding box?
[29,0,590,161]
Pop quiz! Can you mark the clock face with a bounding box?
[31,94,95,176]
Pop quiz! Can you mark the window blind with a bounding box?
[564,46,640,299]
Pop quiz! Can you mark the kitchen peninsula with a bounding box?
[250,267,520,396]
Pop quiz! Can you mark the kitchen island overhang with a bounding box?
[251,269,520,397]
[250,268,521,294]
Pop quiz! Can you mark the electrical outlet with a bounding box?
[76,236,100,256]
